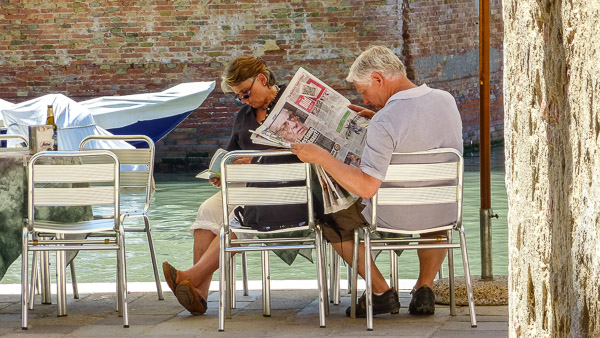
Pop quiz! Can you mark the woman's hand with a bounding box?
[349,104,375,119]
[209,177,221,188]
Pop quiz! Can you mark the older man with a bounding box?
[291,46,463,317]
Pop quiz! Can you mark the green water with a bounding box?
[0,150,508,284]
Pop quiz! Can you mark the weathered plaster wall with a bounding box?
[504,0,600,336]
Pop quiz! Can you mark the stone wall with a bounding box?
[0,0,503,171]
[504,0,600,336]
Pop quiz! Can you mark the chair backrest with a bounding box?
[371,148,464,234]
[220,150,314,232]
[79,135,154,212]
[0,134,28,151]
[27,150,120,231]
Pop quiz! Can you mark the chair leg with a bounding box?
[34,256,42,296]
[364,227,373,331]
[334,250,341,305]
[459,228,477,327]
[230,254,237,309]
[225,250,232,319]
[329,242,340,305]
[328,243,333,302]
[69,261,79,299]
[56,234,67,317]
[350,228,359,318]
[41,251,51,304]
[315,228,326,328]
[218,230,227,331]
[261,250,271,317]
[21,229,29,330]
[320,230,329,316]
[389,251,398,292]
[241,252,249,296]
[117,230,129,328]
[143,215,164,300]
[28,251,39,310]
[447,230,456,316]
[116,250,122,314]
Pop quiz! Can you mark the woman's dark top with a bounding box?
[226,84,287,151]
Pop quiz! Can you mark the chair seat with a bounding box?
[33,218,116,234]
[230,223,311,235]
[375,223,455,235]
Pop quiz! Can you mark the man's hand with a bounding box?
[209,177,221,188]
[290,143,330,165]
[349,104,375,119]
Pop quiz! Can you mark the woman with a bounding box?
[162,56,288,315]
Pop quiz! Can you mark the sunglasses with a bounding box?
[234,77,256,103]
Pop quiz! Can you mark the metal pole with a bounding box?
[479,0,493,280]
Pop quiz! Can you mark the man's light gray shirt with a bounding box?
[359,84,463,231]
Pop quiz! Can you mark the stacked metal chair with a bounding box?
[22,150,128,329]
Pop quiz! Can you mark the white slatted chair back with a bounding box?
[220,150,314,230]
[79,135,154,213]
[371,148,463,234]
[27,150,120,233]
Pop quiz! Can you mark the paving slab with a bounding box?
[0,282,508,337]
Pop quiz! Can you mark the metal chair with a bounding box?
[350,148,477,330]
[22,150,128,329]
[0,134,28,150]
[79,135,163,300]
[218,150,328,331]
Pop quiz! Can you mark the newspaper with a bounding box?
[251,67,369,213]
[195,148,236,179]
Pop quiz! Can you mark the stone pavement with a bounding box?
[0,283,508,337]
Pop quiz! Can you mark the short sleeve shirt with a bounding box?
[359,84,464,231]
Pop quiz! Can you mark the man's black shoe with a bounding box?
[346,288,400,318]
[408,285,435,315]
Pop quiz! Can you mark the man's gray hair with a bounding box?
[346,46,406,85]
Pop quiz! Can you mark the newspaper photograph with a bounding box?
[251,67,369,213]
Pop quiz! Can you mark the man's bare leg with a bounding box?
[330,240,390,294]
[414,248,447,289]
[413,231,448,289]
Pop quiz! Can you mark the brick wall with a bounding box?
[0,0,503,172]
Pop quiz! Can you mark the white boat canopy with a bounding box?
[1,94,133,150]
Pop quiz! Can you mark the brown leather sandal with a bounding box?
[175,280,207,315]
[162,261,179,294]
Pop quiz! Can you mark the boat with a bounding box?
[0,81,216,149]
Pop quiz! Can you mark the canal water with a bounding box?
[0,146,507,284]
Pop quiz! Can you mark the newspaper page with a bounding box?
[251,67,368,213]
[195,149,239,179]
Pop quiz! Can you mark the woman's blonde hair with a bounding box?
[346,46,406,86]
[221,56,276,93]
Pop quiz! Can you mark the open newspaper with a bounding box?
[251,67,369,213]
